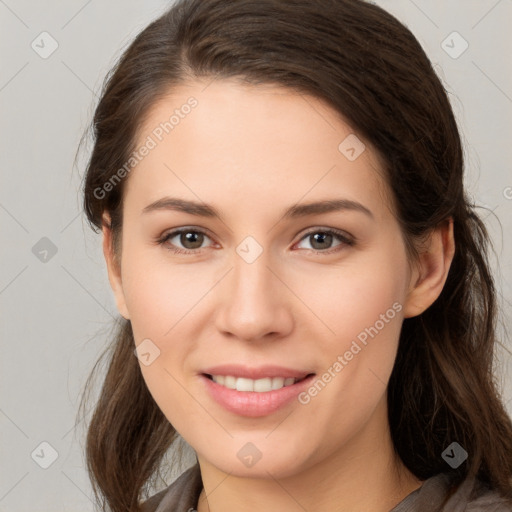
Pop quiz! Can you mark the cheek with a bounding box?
[120,252,206,425]
[120,244,207,342]
[313,272,404,396]
[298,245,408,410]
[303,247,408,347]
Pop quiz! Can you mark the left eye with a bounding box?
[295,229,354,252]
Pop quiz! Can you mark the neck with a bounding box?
[195,399,423,512]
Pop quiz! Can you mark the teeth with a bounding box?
[254,377,272,392]
[224,375,236,389]
[210,375,299,392]
[271,377,284,390]
[236,377,254,392]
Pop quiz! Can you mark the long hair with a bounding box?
[79,0,512,510]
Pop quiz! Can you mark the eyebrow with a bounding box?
[142,197,373,220]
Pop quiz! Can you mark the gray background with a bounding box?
[1,1,511,510]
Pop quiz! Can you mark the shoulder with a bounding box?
[140,463,203,512]
[434,472,512,511]
[393,472,512,512]
[463,478,512,511]
[465,495,512,511]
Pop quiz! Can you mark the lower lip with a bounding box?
[201,374,315,417]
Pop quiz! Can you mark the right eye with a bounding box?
[157,228,215,255]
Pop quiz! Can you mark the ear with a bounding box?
[403,218,455,318]
[102,213,130,320]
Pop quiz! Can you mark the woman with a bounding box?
[79,0,512,511]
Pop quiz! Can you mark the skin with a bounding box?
[103,78,455,512]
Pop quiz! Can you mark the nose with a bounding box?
[214,247,294,342]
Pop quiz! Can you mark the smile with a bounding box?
[201,371,316,417]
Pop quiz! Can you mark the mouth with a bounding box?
[200,366,316,417]
[202,373,314,392]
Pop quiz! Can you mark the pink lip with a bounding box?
[201,364,312,380]
[200,368,315,418]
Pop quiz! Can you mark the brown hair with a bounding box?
[78,0,512,510]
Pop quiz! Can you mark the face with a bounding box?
[106,78,424,479]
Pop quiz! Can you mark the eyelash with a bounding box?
[156,227,355,256]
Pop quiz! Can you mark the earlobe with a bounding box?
[403,218,455,318]
[102,213,130,320]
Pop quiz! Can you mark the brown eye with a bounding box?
[309,232,334,250]
[177,231,205,249]
[159,228,214,254]
[296,229,354,253]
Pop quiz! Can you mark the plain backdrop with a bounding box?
[1,1,511,510]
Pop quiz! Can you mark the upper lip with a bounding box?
[202,364,314,380]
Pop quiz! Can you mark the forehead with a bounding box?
[126,79,393,222]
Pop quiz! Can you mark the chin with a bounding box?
[197,435,318,480]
